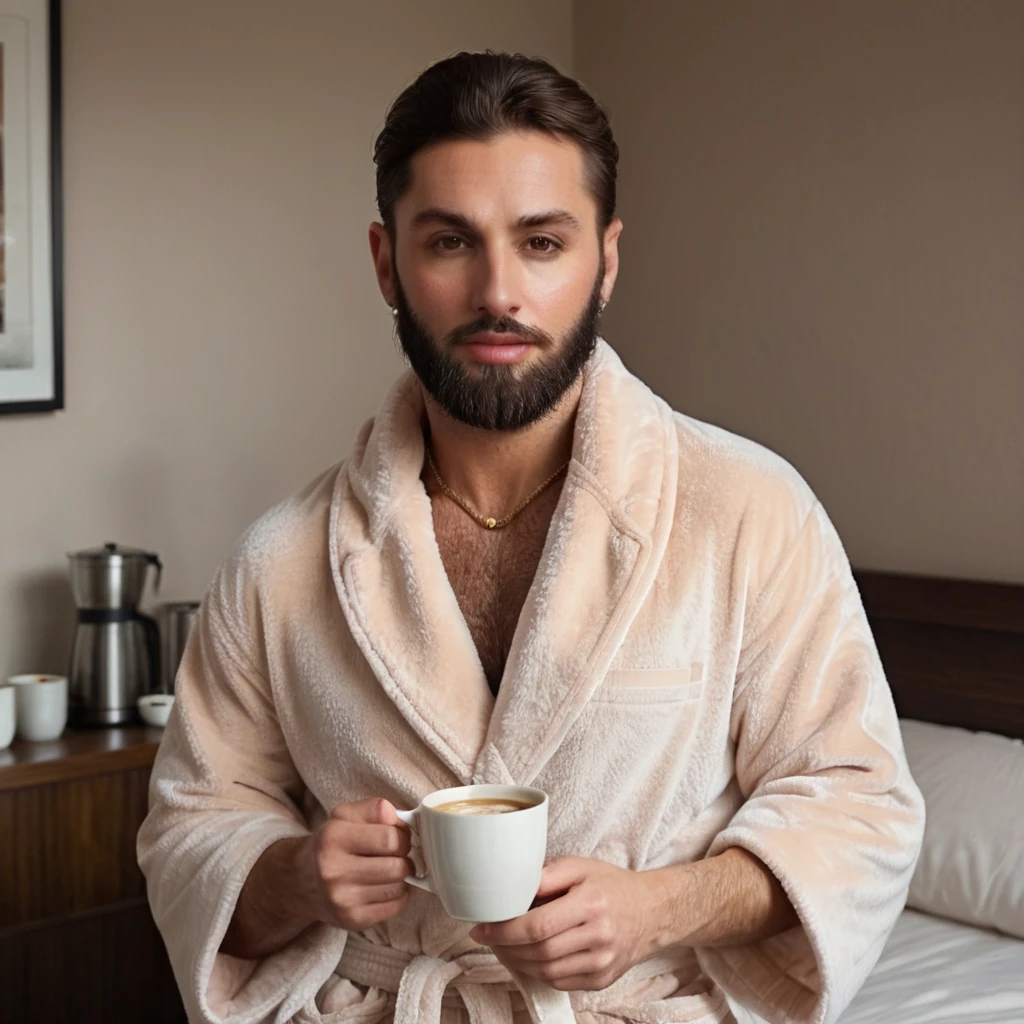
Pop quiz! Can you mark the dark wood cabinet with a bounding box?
[0,728,186,1023]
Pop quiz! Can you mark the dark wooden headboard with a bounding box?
[854,570,1024,741]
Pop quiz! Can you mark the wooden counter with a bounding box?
[0,726,186,1022]
[0,725,164,790]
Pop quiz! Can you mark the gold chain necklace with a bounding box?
[425,445,570,530]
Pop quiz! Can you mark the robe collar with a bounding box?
[330,340,679,785]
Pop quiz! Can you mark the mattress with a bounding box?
[838,909,1024,1023]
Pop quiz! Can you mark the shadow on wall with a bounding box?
[11,569,77,677]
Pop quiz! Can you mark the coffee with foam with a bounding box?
[432,797,534,816]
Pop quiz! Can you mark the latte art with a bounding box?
[433,797,534,816]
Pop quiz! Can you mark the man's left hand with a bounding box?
[468,856,665,992]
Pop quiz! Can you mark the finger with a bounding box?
[374,798,402,826]
[325,821,411,857]
[503,950,606,987]
[343,892,410,931]
[344,854,415,885]
[534,857,590,898]
[331,797,388,824]
[331,797,400,826]
[327,878,409,911]
[471,889,588,947]
[490,923,592,964]
[361,881,411,905]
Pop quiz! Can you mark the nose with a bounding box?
[470,245,522,321]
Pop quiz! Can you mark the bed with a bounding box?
[838,570,1024,1023]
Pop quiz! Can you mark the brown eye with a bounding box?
[528,237,559,253]
[436,235,465,251]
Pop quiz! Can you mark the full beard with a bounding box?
[393,262,604,432]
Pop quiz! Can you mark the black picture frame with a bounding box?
[0,0,63,414]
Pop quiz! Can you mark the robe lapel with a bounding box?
[330,379,492,784]
[329,342,678,789]
[480,344,679,785]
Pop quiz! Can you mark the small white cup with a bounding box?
[396,784,548,923]
[8,674,68,742]
[0,685,14,750]
[138,693,174,728]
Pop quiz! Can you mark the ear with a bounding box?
[599,217,623,305]
[368,222,397,308]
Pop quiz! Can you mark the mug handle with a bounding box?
[395,808,434,893]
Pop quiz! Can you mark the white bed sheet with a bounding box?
[838,909,1024,1023]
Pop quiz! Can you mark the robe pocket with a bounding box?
[595,665,704,704]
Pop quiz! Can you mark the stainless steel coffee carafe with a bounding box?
[163,601,200,693]
[68,543,163,725]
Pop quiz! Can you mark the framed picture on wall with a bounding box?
[0,0,61,414]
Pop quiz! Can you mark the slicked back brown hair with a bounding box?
[373,50,618,235]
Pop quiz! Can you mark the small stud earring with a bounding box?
[599,300,608,315]
[390,306,398,318]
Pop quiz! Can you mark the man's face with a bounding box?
[372,132,621,431]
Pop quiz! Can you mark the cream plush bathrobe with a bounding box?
[138,341,924,1024]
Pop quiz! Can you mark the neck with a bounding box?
[422,377,583,517]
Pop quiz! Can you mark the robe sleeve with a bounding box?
[136,554,347,1023]
[695,500,925,1024]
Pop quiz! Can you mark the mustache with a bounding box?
[445,315,553,347]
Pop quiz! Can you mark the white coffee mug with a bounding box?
[8,674,68,742]
[0,685,14,750]
[396,784,548,923]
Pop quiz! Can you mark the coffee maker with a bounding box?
[68,543,162,725]
[163,600,200,692]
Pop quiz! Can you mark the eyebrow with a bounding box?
[410,207,583,233]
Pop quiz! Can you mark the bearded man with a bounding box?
[139,51,924,1024]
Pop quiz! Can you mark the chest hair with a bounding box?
[431,485,562,695]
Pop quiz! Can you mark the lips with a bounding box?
[461,332,534,365]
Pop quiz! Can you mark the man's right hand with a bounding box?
[221,797,414,960]
[302,797,414,931]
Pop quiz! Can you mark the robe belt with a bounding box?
[337,934,572,1024]
[337,933,699,1024]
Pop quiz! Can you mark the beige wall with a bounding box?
[5,0,1023,681]
[576,1,1024,582]
[0,0,572,679]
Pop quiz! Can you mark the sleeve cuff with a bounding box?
[149,816,348,1024]
[695,828,830,1024]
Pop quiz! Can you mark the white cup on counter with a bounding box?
[7,674,68,742]
[0,684,14,750]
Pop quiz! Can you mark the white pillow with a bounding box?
[900,718,1024,937]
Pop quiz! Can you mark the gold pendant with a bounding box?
[485,517,497,529]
